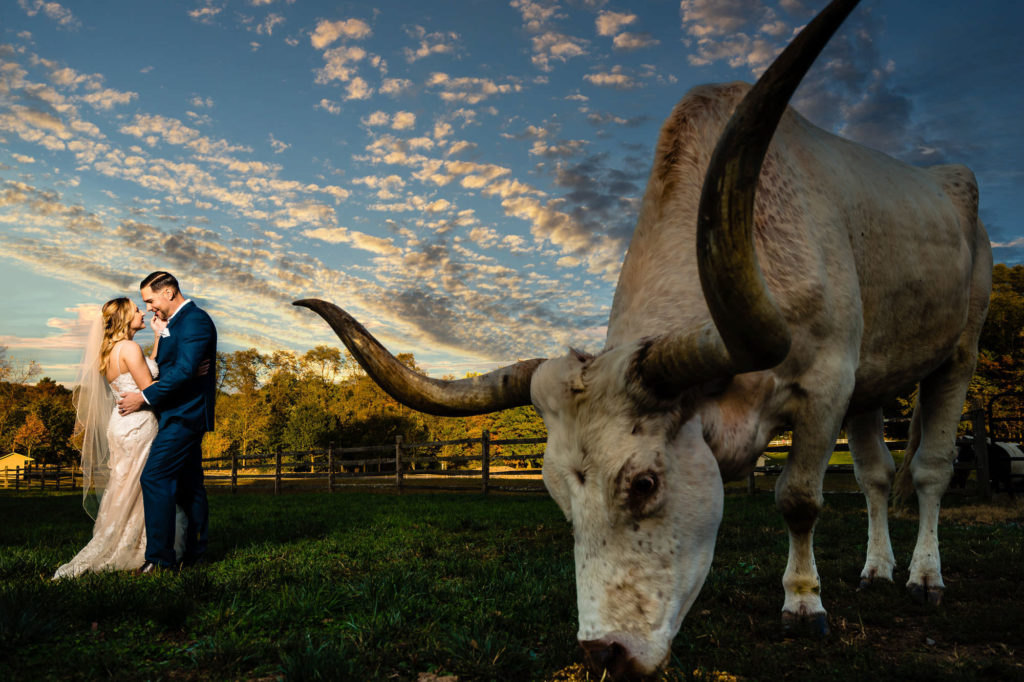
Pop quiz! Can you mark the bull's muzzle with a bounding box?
[579,636,661,681]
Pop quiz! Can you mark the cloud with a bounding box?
[268,133,289,154]
[529,138,588,158]
[188,3,223,24]
[426,72,522,104]
[583,65,638,89]
[403,25,460,62]
[595,10,635,37]
[353,174,406,199]
[18,0,80,29]
[77,87,137,110]
[510,0,561,33]
[317,98,341,115]
[680,0,767,38]
[310,18,372,50]
[315,45,368,84]
[256,13,285,36]
[612,32,659,50]
[0,303,97,351]
[302,226,401,255]
[509,0,587,71]
[380,78,413,96]
[345,76,372,100]
[391,111,416,130]
[529,31,587,71]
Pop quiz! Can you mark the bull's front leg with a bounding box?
[775,404,846,636]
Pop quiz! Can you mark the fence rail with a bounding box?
[5,410,1020,497]
[2,463,80,492]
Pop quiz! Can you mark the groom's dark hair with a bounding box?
[141,271,180,295]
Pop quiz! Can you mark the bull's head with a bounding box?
[295,0,858,677]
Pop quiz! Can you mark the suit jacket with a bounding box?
[142,301,217,433]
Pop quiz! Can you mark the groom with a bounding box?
[119,271,217,572]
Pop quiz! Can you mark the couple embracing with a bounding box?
[54,271,217,578]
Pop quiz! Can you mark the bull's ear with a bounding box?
[570,347,594,363]
[294,298,545,416]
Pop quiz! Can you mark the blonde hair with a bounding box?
[98,297,135,373]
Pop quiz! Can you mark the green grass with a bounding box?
[1,489,1021,681]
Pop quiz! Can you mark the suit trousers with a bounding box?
[140,421,209,567]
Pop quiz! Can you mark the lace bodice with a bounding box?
[109,356,159,398]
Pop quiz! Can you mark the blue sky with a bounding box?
[2,0,1022,386]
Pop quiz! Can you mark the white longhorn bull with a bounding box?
[295,0,991,677]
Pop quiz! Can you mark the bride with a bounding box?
[54,297,186,578]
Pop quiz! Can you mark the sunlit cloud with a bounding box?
[18,0,80,29]
[403,25,460,63]
[310,18,372,50]
[595,11,635,37]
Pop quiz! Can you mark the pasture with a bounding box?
[1,489,1021,681]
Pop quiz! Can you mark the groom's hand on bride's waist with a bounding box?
[118,391,146,416]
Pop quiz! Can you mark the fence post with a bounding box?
[327,443,334,492]
[395,435,404,494]
[40,463,45,491]
[231,451,238,494]
[3,466,7,489]
[971,409,991,501]
[481,430,491,494]
[275,448,282,494]
[56,463,62,491]
[747,471,756,494]
[15,466,20,492]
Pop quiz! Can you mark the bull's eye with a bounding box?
[628,472,659,513]
[632,472,657,496]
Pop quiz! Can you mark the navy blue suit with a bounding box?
[141,301,217,567]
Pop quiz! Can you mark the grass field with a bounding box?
[1,488,1022,681]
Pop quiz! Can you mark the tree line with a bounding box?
[5,263,1024,465]
[0,342,545,467]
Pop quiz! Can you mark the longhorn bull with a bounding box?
[295,0,992,677]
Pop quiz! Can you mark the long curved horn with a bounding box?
[294,299,544,416]
[640,0,860,396]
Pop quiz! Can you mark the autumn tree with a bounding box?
[0,346,41,447]
[13,412,48,460]
[214,349,272,461]
[28,378,76,463]
[972,263,1024,437]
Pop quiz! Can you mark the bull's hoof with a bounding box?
[858,574,894,590]
[781,610,830,637]
[908,582,944,605]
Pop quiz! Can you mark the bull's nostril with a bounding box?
[580,639,638,680]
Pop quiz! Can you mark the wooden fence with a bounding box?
[4,410,1019,497]
[2,462,80,492]
[200,430,547,495]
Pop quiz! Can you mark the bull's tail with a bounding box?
[892,402,922,507]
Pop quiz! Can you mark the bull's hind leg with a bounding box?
[848,409,896,586]
[905,351,977,605]
[775,395,849,635]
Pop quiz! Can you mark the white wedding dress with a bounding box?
[54,354,186,579]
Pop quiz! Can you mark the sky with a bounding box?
[1,0,1022,386]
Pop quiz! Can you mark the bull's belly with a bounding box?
[848,333,964,413]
